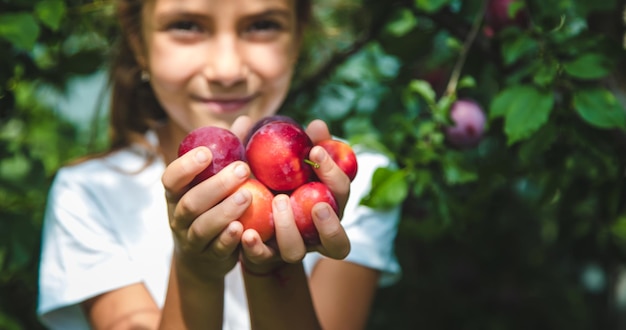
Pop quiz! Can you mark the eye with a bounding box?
[246,19,282,33]
[168,20,202,32]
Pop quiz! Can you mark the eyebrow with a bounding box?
[154,7,292,23]
[152,7,295,33]
[153,9,205,26]
[248,8,292,19]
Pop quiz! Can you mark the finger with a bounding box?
[204,220,244,260]
[240,229,276,262]
[312,202,351,260]
[309,146,350,212]
[172,161,250,230]
[272,194,306,263]
[305,119,332,144]
[162,146,212,203]
[231,115,253,142]
[185,188,251,249]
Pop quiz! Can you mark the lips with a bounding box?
[194,94,256,114]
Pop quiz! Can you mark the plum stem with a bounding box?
[304,159,320,169]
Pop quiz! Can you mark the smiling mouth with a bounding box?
[196,95,256,113]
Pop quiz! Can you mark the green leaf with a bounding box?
[414,0,450,13]
[490,87,517,118]
[563,54,610,80]
[0,12,40,51]
[443,153,478,185]
[360,167,408,210]
[518,123,557,165]
[385,8,417,37]
[312,83,356,120]
[611,215,626,244]
[0,311,21,330]
[435,94,455,124]
[508,0,527,18]
[409,79,436,106]
[533,60,558,87]
[35,0,67,31]
[0,154,31,183]
[501,34,539,65]
[457,75,476,90]
[412,169,433,197]
[573,88,626,130]
[490,85,554,144]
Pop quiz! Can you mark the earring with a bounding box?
[140,70,150,82]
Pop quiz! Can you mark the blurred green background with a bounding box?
[2,0,626,329]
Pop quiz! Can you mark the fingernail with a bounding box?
[228,221,241,236]
[274,195,288,212]
[315,204,331,221]
[244,235,257,248]
[312,146,327,164]
[234,190,248,205]
[234,163,248,178]
[195,150,209,163]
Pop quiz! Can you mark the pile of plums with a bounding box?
[178,116,358,246]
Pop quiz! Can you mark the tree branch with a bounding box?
[444,0,487,97]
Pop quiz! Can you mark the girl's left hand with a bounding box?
[232,117,351,274]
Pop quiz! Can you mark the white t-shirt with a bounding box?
[37,133,402,330]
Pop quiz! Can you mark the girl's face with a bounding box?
[139,0,300,140]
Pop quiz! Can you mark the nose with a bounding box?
[205,35,247,88]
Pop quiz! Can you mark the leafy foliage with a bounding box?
[1,0,626,329]
[0,1,112,328]
[284,0,626,328]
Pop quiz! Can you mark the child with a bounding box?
[37,0,401,329]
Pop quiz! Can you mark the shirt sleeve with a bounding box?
[303,147,402,287]
[37,166,143,329]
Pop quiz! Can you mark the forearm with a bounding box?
[159,258,225,330]
[243,262,321,330]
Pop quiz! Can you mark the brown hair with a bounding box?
[104,0,312,156]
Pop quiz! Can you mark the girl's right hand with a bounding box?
[161,146,252,280]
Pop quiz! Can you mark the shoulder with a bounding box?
[346,142,395,201]
[53,147,164,192]
[353,145,394,172]
[46,147,165,227]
